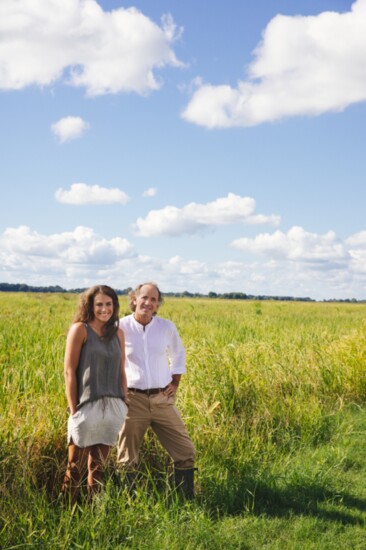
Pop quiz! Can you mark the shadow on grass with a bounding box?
[4,416,366,530]
[200,473,366,526]
[4,449,366,533]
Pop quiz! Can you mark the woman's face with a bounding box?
[93,293,114,324]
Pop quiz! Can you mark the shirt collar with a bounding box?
[132,313,155,330]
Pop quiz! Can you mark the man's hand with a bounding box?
[164,375,181,397]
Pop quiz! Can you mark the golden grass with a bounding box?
[1,293,366,496]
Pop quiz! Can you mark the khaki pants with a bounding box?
[117,391,195,470]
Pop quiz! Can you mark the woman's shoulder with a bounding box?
[117,326,125,340]
[68,321,88,339]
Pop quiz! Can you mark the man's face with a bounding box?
[134,284,160,319]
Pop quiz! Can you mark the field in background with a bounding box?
[1,293,366,548]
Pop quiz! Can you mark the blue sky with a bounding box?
[1,0,366,300]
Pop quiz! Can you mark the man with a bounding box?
[117,282,196,498]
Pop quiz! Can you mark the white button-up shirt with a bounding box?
[119,314,186,390]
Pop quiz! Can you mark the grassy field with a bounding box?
[1,292,366,548]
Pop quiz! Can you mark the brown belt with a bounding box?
[128,386,167,396]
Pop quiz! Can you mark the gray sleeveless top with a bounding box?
[76,324,124,409]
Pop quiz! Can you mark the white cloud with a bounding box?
[51,116,90,143]
[231,226,348,264]
[168,255,207,275]
[142,187,157,197]
[345,231,366,274]
[111,249,366,300]
[3,224,366,299]
[182,0,366,127]
[0,225,134,264]
[55,183,129,205]
[0,225,135,288]
[346,230,366,248]
[133,193,280,236]
[0,1,183,96]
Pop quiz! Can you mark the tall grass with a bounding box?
[1,293,366,548]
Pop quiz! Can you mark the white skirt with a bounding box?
[67,397,128,448]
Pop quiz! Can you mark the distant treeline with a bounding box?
[0,282,131,296]
[166,290,315,302]
[0,282,364,303]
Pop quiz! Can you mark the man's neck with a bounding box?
[134,312,154,326]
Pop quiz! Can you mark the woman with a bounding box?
[62,285,128,505]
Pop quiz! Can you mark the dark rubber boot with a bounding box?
[174,467,195,500]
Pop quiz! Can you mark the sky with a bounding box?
[1,0,366,300]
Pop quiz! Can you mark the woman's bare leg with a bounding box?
[87,444,111,499]
[62,442,90,506]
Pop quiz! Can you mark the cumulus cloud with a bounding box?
[55,183,129,205]
[3,224,366,299]
[346,230,366,248]
[212,259,347,299]
[228,224,366,298]
[108,241,366,300]
[142,187,157,197]
[133,193,280,236]
[168,255,208,275]
[0,225,135,289]
[182,0,366,127]
[231,226,348,264]
[51,116,90,143]
[345,231,366,274]
[0,0,183,96]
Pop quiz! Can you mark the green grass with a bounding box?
[1,293,366,548]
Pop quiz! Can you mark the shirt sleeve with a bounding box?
[167,322,186,375]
